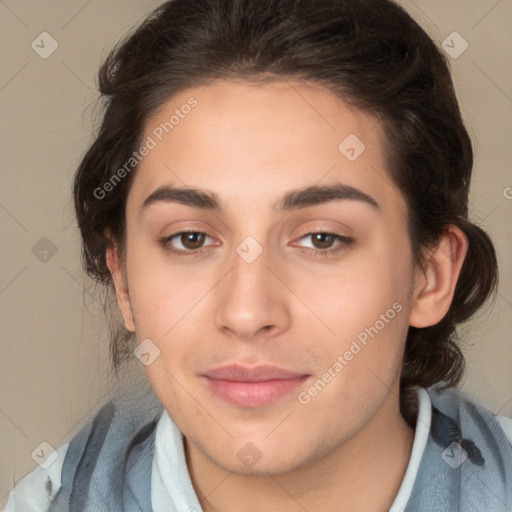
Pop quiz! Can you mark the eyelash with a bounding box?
[158,230,354,258]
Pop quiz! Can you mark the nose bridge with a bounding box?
[213,234,289,338]
[228,236,274,308]
[226,209,275,293]
[235,238,271,290]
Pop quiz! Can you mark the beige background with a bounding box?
[1,0,511,505]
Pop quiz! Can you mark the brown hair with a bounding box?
[73,0,498,422]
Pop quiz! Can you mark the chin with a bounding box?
[196,433,327,477]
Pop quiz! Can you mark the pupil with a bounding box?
[314,233,333,249]
[183,232,204,249]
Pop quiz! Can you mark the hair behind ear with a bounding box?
[400,218,498,417]
[450,219,499,324]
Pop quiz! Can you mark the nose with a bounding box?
[213,242,291,342]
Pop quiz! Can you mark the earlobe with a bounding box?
[409,225,469,328]
[106,243,136,332]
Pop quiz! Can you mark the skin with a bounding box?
[107,79,468,511]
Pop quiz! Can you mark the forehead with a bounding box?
[128,79,407,224]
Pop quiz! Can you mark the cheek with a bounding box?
[126,243,212,338]
[288,240,409,335]
[289,238,412,394]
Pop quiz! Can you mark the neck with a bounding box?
[186,389,416,512]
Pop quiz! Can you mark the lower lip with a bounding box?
[201,376,309,407]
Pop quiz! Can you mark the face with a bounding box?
[114,79,420,475]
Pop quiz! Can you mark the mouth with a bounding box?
[200,364,310,407]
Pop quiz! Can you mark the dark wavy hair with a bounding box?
[73,0,498,423]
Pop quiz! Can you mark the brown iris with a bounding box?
[311,233,335,249]
[180,232,206,250]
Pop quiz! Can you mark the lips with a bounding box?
[201,364,309,407]
[203,364,306,382]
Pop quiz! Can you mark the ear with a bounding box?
[106,241,136,332]
[409,225,469,328]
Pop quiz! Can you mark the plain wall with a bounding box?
[1,0,511,505]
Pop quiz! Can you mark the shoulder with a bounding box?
[426,385,512,449]
[400,387,512,510]
[3,442,69,512]
[51,387,162,510]
[4,383,163,512]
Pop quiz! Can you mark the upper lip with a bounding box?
[202,364,307,382]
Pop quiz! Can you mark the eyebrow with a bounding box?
[140,182,380,215]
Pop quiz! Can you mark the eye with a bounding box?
[159,230,215,255]
[294,232,354,256]
[158,230,354,258]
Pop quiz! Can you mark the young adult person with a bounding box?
[5,0,512,510]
